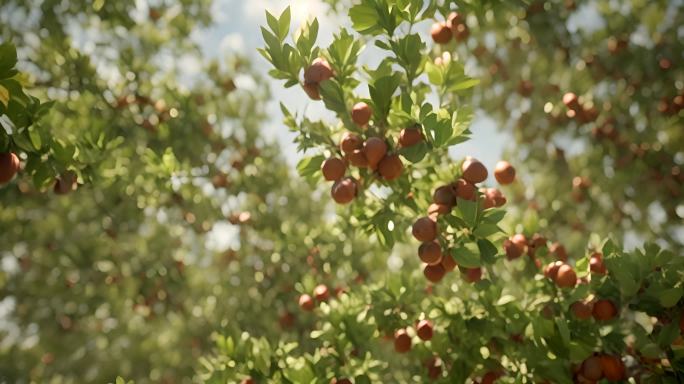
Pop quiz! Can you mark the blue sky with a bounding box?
[193,0,507,175]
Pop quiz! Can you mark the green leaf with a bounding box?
[296,155,324,178]
[451,244,480,268]
[278,7,291,41]
[398,141,427,163]
[456,197,478,228]
[0,84,8,107]
[659,288,683,308]
[477,239,498,264]
[554,318,571,346]
[319,79,347,117]
[369,74,400,122]
[423,113,451,147]
[0,43,18,77]
[568,341,593,362]
[27,125,41,150]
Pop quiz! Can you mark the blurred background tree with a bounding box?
[0,0,682,383]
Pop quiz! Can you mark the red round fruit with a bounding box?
[412,217,437,242]
[581,355,603,381]
[416,319,433,341]
[481,188,506,209]
[461,266,482,283]
[0,152,20,184]
[278,311,295,329]
[592,299,617,321]
[362,137,387,169]
[299,294,315,311]
[571,300,594,320]
[452,179,476,201]
[555,264,577,288]
[494,161,516,185]
[303,82,320,100]
[590,252,607,274]
[304,57,334,84]
[600,355,625,381]
[461,157,488,184]
[351,102,372,126]
[424,263,446,283]
[433,185,456,206]
[330,378,351,384]
[240,378,255,384]
[544,261,563,280]
[419,241,442,265]
[346,149,369,168]
[313,284,329,302]
[504,236,525,260]
[331,177,357,204]
[447,12,463,28]
[427,203,451,220]
[549,242,568,262]
[378,154,403,181]
[340,132,363,154]
[394,329,411,353]
[431,22,452,44]
[441,254,457,272]
[321,157,346,181]
[54,172,77,195]
[562,92,579,109]
[398,127,423,147]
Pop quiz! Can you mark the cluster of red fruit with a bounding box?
[298,284,331,311]
[562,92,599,124]
[320,122,427,206]
[430,12,469,45]
[574,353,626,382]
[412,158,515,283]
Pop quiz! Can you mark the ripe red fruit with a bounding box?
[362,137,387,169]
[424,264,446,283]
[54,172,77,195]
[504,234,526,260]
[299,294,315,311]
[461,266,482,283]
[555,264,577,288]
[419,241,442,265]
[452,179,476,201]
[412,217,437,242]
[304,58,334,84]
[481,188,506,209]
[416,319,434,341]
[331,177,357,204]
[581,355,604,381]
[394,329,411,353]
[0,152,20,184]
[461,157,488,184]
[549,242,568,262]
[494,161,516,185]
[351,102,372,126]
[321,158,346,181]
[571,300,594,320]
[313,284,329,302]
[544,261,564,280]
[427,203,451,220]
[600,355,625,381]
[303,83,321,100]
[278,311,295,329]
[426,357,442,380]
[378,154,403,181]
[433,185,456,206]
[440,254,457,272]
[340,132,363,154]
[398,127,423,147]
[431,22,452,44]
[240,378,255,384]
[590,252,607,274]
[593,299,617,321]
[330,378,351,384]
[452,23,469,41]
[447,12,463,27]
[481,371,502,384]
[346,149,369,168]
[562,92,580,109]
